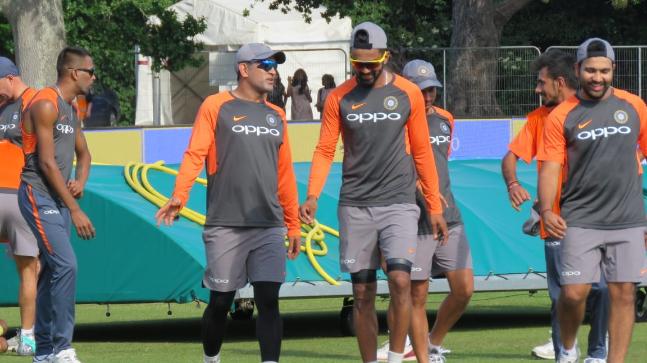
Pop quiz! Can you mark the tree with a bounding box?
[262,0,535,116]
[0,0,66,88]
[64,0,206,124]
[446,0,533,116]
[0,0,206,124]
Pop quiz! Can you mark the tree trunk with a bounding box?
[447,0,532,117]
[0,0,66,88]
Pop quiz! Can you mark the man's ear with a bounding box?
[238,63,250,79]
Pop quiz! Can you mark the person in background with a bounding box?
[316,74,336,119]
[286,68,313,120]
[267,70,286,111]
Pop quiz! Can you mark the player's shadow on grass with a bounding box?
[72,308,551,343]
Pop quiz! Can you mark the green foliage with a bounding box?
[263,0,451,50]
[139,2,207,73]
[0,13,12,58]
[63,0,206,125]
[502,0,647,48]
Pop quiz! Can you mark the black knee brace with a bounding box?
[350,269,377,283]
[385,258,412,273]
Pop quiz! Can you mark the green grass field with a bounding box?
[1,291,646,362]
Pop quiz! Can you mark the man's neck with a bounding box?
[55,80,79,103]
[11,79,28,101]
[367,70,391,89]
[232,82,265,102]
[558,88,577,104]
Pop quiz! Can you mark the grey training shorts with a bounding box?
[560,226,646,285]
[202,226,287,292]
[411,224,472,281]
[0,192,38,257]
[338,203,419,274]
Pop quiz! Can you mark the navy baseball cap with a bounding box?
[0,57,19,78]
[577,38,615,63]
[235,43,286,71]
[402,60,443,90]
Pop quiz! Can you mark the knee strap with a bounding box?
[386,258,412,273]
[350,269,377,283]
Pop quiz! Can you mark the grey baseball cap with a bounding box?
[0,57,19,78]
[576,38,615,63]
[351,22,388,50]
[235,43,285,71]
[402,59,442,90]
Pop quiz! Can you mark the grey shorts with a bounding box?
[202,226,287,292]
[411,224,472,281]
[561,227,646,285]
[338,203,419,274]
[0,192,38,257]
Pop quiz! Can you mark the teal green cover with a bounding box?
[0,160,564,305]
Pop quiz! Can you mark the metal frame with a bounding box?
[236,270,647,299]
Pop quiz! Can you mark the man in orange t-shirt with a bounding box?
[538,38,647,363]
[501,50,609,361]
[299,22,447,363]
[0,56,39,356]
[155,43,300,363]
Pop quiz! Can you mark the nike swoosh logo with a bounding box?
[233,115,246,122]
[351,103,366,110]
[578,119,592,129]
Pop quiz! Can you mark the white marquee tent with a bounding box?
[135,0,352,125]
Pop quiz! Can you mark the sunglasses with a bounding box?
[254,59,278,72]
[68,67,96,77]
[350,52,389,70]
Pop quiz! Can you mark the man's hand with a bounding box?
[439,194,449,208]
[508,183,531,211]
[71,209,95,240]
[541,210,567,239]
[287,235,301,260]
[155,197,182,226]
[430,213,449,245]
[67,180,84,199]
[299,196,318,224]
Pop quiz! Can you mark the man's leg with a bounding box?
[246,228,288,363]
[606,282,636,362]
[558,227,603,359]
[37,207,77,355]
[428,225,474,349]
[409,280,429,363]
[253,282,282,362]
[202,290,236,359]
[17,185,73,357]
[386,266,412,357]
[201,226,256,362]
[558,283,592,351]
[13,255,38,355]
[376,203,419,363]
[601,227,647,362]
[351,272,378,362]
[403,233,436,363]
[545,239,562,357]
[428,268,473,346]
[33,254,53,357]
[14,255,38,331]
[585,279,609,359]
